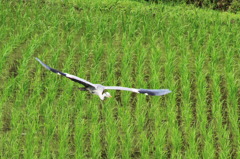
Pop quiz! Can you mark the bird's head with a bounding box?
[103,92,112,99]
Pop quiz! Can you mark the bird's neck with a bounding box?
[100,94,105,100]
[98,93,105,100]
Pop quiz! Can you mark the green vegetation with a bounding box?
[141,0,240,13]
[0,0,239,158]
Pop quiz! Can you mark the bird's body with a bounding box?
[35,58,171,100]
[87,84,105,100]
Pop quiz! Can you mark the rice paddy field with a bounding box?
[0,0,240,158]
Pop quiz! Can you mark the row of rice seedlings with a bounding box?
[0,2,29,47]
[52,32,78,158]
[0,3,9,43]
[119,34,134,101]
[104,101,119,158]
[209,48,231,158]
[74,108,87,158]
[34,27,66,157]
[118,105,133,159]
[133,37,151,158]
[144,43,162,158]
[195,51,216,158]
[64,36,90,158]
[22,31,58,158]
[104,42,118,88]
[115,33,134,156]
[118,34,135,158]
[105,18,132,158]
[88,99,101,158]
[40,51,64,158]
[224,49,239,158]
[178,42,198,158]
[3,28,52,158]
[186,16,208,157]
[22,68,44,159]
[147,36,168,158]
[163,34,181,158]
[93,31,119,157]
[73,36,91,158]
[185,17,206,156]
[41,30,72,157]
[186,20,207,158]
[0,26,35,76]
[101,39,120,158]
[0,27,35,152]
[87,36,106,158]
[21,65,47,158]
[59,27,90,158]
[0,76,17,158]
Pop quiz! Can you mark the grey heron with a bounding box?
[35,58,171,100]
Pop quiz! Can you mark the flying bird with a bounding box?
[35,58,171,100]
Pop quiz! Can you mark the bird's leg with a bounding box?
[78,87,87,91]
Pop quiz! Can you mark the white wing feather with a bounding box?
[104,86,171,96]
[35,58,96,88]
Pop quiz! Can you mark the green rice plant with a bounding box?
[89,101,102,158]
[73,45,89,158]
[55,48,76,158]
[224,49,240,158]
[118,105,133,158]
[209,48,231,158]
[104,105,119,158]
[0,26,34,75]
[164,48,181,158]
[178,40,199,158]
[147,37,169,158]
[133,38,152,158]
[36,39,63,158]
[0,78,16,158]
[2,30,53,158]
[194,51,215,158]
[119,34,135,100]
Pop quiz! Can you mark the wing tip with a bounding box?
[35,57,53,72]
[138,89,172,96]
[35,57,40,61]
[159,89,172,95]
[165,90,172,95]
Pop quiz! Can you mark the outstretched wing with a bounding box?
[103,86,171,96]
[35,58,96,88]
